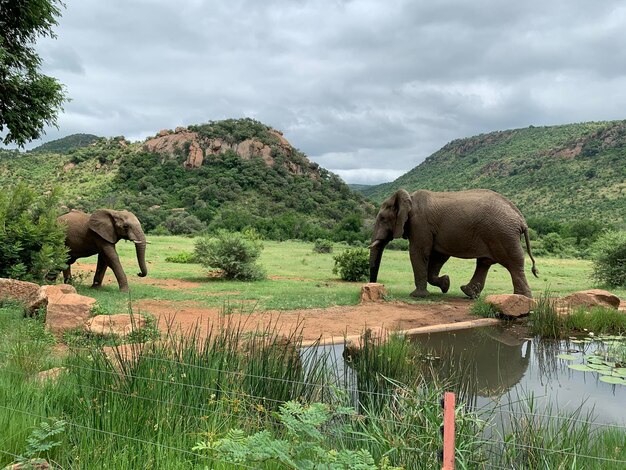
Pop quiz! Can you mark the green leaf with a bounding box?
[599,376,626,385]
[557,354,578,361]
[568,364,596,372]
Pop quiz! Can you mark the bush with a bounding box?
[163,212,206,235]
[194,230,266,280]
[590,231,626,288]
[0,184,68,282]
[541,232,564,255]
[313,239,333,254]
[333,248,369,281]
[165,251,197,264]
[386,239,409,251]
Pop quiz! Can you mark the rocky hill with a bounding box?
[364,120,626,226]
[0,119,374,241]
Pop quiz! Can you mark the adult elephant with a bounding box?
[369,189,538,298]
[57,209,148,292]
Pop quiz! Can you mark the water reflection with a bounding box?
[410,325,626,426]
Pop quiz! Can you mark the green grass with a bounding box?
[66,235,625,319]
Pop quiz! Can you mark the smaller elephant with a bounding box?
[56,209,148,292]
[369,189,538,298]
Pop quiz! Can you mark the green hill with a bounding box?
[0,119,374,241]
[364,120,626,226]
[29,133,101,154]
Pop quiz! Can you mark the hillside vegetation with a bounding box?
[0,119,374,241]
[364,120,626,226]
[29,133,100,154]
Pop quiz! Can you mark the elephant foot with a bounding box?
[410,288,429,298]
[461,284,481,299]
[439,275,450,294]
[119,286,130,293]
[91,283,102,289]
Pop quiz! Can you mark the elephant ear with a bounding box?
[393,189,412,239]
[89,210,118,244]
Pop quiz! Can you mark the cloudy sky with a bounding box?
[19,0,626,184]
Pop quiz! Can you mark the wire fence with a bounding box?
[1,336,626,468]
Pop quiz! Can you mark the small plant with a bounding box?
[15,419,66,468]
[333,247,369,282]
[313,238,333,254]
[528,292,562,338]
[386,239,409,251]
[470,297,500,318]
[165,251,197,263]
[194,229,266,280]
[590,231,626,288]
[194,401,401,469]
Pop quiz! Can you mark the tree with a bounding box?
[0,0,67,146]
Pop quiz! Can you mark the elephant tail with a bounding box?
[523,226,539,278]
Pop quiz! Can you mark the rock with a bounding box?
[34,367,67,383]
[86,314,147,337]
[0,278,47,316]
[45,293,96,336]
[41,284,77,303]
[157,129,170,137]
[360,283,387,302]
[560,289,621,310]
[5,459,50,469]
[484,294,536,318]
[63,162,76,171]
[183,140,204,168]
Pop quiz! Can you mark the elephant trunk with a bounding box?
[369,239,389,283]
[134,232,148,277]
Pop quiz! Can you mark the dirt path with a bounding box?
[134,297,480,344]
[73,261,485,343]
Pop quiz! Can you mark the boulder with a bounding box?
[360,283,387,302]
[45,293,96,336]
[5,459,50,469]
[484,294,536,318]
[86,314,147,337]
[41,284,77,303]
[560,289,621,310]
[0,278,47,316]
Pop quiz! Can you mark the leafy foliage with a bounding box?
[16,418,66,465]
[0,0,67,146]
[0,183,67,281]
[195,401,401,469]
[365,121,626,226]
[194,229,266,280]
[164,251,197,263]
[333,248,369,281]
[590,231,626,288]
[313,239,333,253]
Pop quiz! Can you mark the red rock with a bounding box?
[0,278,47,316]
[45,293,96,336]
[560,289,621,309]
[34,367,67,383]
[484,294,536,318]
[41,284,77,303]
[360,283,387,302]
[87,314,147,337]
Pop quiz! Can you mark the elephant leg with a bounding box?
[506,264,532,298]
[409,247,430,298]
[62,258,76,284]
[427,251,450,293]
[100,246,129,292]
[461,258,493,299]
[91,254,108,288]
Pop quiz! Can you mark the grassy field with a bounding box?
[78,235,625,316]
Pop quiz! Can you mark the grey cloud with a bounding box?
[15,0,626,184]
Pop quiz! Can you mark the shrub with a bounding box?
[194,230,266,280]
[590,231,626,288]
[313,239,333,254]
[163,212,206,235]
[386,238,410,251]
[165,251,197,264]
[333,247,369,282]
[541,232,564,255]
[0,184,68,282]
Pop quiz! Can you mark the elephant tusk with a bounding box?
[133,240,150,245]
[368,240,381,249]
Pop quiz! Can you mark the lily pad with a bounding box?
[557,354,578,361]
[587,364,613,371]
[599,376,626,385]
[568,364,596,372]
[613,368,626,377]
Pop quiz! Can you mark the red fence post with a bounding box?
[441,391,455,470]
